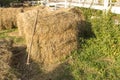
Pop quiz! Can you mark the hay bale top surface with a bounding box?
[21,7,84,18]
[17,7,84,41]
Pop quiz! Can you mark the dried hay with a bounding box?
[17,6,49,36]
[0,8,23,30]
[0,38,19,80]
[17,7,85,69]
[0,6,46,30]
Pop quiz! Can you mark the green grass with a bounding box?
[70,8,120,80]
[0,29,16,38]
[0,28,25,44]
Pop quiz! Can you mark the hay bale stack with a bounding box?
[0,38,18,80]
[17,8,85,68]
[0,8,23,30]
[0,6,48,30]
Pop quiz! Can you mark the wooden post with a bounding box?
[69,0,72,8]
[103,0,109,15]
[94,0,98,4]
[47,0,49,4]
[104,0,109,9]
[65,0,67,8]
[46,0,49,6]
[79,0,81,4]
[82,0,85,6]
[82,0,84,2]
[89,0,94,8]
[109,0,112,6]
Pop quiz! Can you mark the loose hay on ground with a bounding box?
[0,38,19,80]
[17,7,85,70]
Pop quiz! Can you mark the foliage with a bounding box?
[70,8,120,80]
[0,0,22,7]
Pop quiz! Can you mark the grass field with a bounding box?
[69,8,120,80]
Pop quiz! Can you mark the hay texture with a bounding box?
[0,6,48,30]
[17,8,85,68]
[0,38,18,80]
[0,8,23,30]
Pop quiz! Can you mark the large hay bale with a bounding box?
[17,8,85,69]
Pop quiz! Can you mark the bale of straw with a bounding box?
[0,38,18,80]
[0,8,23,30]
[17,8,85,69]
[0,6,48,31]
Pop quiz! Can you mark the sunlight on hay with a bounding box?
[0,6,46,30]
[0,8,23,30]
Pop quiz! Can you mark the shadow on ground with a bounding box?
[10,45,74,80]
[77,20,95,48]
[78,21,95,39]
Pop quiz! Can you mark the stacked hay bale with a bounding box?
[0,6,48,30]
[0,8,23,30]
[17,7,85,69]
[0,38,19,80]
